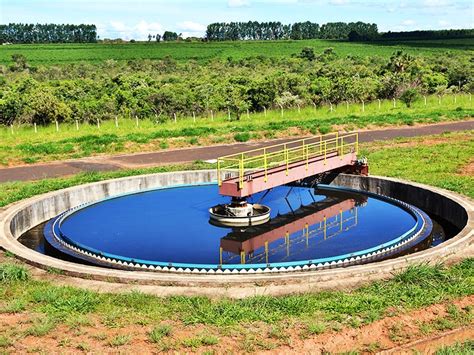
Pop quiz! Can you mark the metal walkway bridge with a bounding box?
[217,132,363,198]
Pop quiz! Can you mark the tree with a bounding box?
[156,34,161,42]
[163,31,178,41]
[400,88,419,107]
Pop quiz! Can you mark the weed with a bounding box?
[435,340,474,355]
[149,324,172,343]
[25,317,56,337]
[58,338,71,347]
[46,267,64,275]
[363,341,381,353]
[0,299,26,313]
[90,333,107,341]
[307,322,326,335]
[182,333,219,348]
[0,264,29,282]
[0,336,12,348]
[3,251,15,258]
[108,334,131,347]
[76,342,90,351]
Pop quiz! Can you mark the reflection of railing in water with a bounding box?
[219,195,362,265]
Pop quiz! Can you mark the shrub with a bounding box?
[234,132,251,142]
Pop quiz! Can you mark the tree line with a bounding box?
[0,23,97,44]
[205,21,378,41]
[379,29,474,41]
[1,47,472,125]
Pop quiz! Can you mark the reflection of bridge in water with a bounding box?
[219,190,368,265]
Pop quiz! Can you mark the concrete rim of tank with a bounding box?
[0,170,472,297]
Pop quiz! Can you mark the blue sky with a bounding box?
[1,0,473,40]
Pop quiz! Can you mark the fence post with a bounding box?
[263,106,267,117]
[210,110,214,121]
[173,113,177,123]
[312,102,317,112]
[346,101,349,112]
[279,104,283,117]
[227,108,231,120]
[75,120,79,131]
[246,108,250,119]
[34,122,37,133]
[361,100,365,112]
[135,116,139,127]
[438,95,441,105]
[378,99,381,109]
[424,96,427,106]
[330,103,333,112]
[115,115,119,128]
[392,98,396,108]
[10,124,13,135]
[55,120,59,132]
[454,94,457,104]
[297,104,300,113]
[193,111,196,123]
[469,93,472,102]
[97,119,100,129]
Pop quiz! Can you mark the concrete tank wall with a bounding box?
[0,170,472,298]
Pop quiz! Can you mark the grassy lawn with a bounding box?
[0,132,472,352]
[1,38,472,66]
[0,257,472,352]
[0,94,472,166]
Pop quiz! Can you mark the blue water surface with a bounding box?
[59,184,416,265]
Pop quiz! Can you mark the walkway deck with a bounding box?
[218,133,360,198]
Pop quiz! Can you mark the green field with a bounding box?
[1,38,473,65]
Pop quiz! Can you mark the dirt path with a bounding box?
[0,120,473,183]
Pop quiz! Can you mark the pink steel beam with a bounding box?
[220,199,357,254]
[219,151,357,198]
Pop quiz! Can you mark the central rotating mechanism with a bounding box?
[209,197,271,227]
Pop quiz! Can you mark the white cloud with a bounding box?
[438,19,450,26]
[177,21,206,32]
[228,0,251,7]
[102,20,164,40]
[401,19,416,26]
[329,0,350,5]
[423,0,449,7]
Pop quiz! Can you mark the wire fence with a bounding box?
[1,93,472,137]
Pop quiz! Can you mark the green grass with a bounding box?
[1,38,472,66]
[363,132,474,198]
[1,93,472,166]
[0,259,472,332]
[435,340,474,355]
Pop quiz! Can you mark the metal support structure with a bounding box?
[217,132,361,198]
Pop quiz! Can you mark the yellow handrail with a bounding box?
[218,132,358,188]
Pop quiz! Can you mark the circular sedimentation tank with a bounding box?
[42,184,432,272]
[1,170,472,297]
